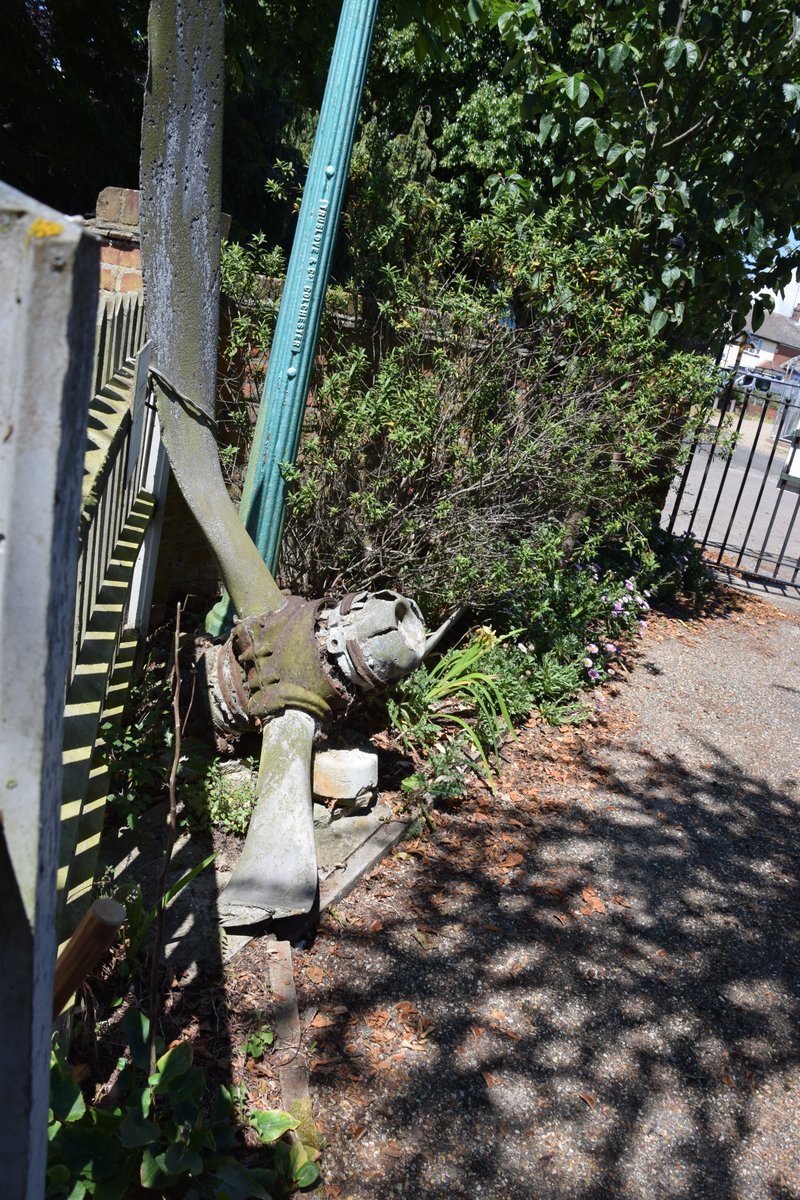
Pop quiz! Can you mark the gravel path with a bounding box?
[239,592,800,1199]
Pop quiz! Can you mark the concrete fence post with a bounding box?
[0,182,98,1198]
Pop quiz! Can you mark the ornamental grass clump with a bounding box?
[387,629,515,780]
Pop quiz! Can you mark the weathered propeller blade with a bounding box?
[217,709,317,927]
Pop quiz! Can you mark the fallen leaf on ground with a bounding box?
[581,885,606,915]
[579,1093,597,1109]
[311,1013,337,1028]
[490,1023,522,1041]
[307,966,324,985]
[482,1072,498,1088]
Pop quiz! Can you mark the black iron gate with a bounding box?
[663,377,800,587]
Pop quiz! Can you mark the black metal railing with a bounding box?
[663,374,800,586]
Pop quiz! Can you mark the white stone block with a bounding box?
[313,747,378,801]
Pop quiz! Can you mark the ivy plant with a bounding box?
[47,1010,319,1199]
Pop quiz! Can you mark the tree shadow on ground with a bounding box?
[270,732,800,1200]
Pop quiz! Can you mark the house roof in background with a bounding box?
[745,309,800,351]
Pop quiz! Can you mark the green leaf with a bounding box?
[90,1175,131,1200]
[606,143,626,165]
[608,43,630,72]
[574,116,596,136]
[57,1122,125,1181]
[594,129,611,156]
[164,1142,204,1178]
[294,1159,321,1189]
[783,81,800,108]
[166,1065,205,1124]
[50,1052,86,1124]
[683,40,700,67]
[649,309,669,336]
[643,292,658,314]
[149,1041,193,1092]
[249,1109,299,1144]
[663,36,684,71]
[537,112,555,145]
[752,298,766,329]
[161,851,219,908]
[210,1160,273,1200]
[661,266,681,287]
[140,1149,175,1191]
[496,8,517,37]
[122,1009,150,1072]
[563,75,590,108]
[119,1107,160,1149]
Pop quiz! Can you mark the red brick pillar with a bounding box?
[90,187,142,293]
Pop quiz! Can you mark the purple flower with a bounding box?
[583,657,594,669]
[638,619,648,634]
[613,600,624,614]
[605,642,617,653]
[624,578,635,591]
[608,666,616,675]
[594,689,606,704]
[588,668,600,681]
[586,643,599,654]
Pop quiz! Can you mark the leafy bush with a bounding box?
[275,198,716,620]
[218,234,285,500]
[48,1011,319,1199]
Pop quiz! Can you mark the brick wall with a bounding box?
[89,186,142,294]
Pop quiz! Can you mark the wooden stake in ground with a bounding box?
[52,899,126,1017]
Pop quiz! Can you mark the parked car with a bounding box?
[732,371,798,407]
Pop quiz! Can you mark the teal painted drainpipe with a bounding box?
[206,0,379,635]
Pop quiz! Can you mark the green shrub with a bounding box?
[275,201,716,619]
[47,1011,319,1199]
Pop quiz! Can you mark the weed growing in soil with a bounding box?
[244,1024,275,1062]
[104,667,173,831]
[185,758,259,836]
